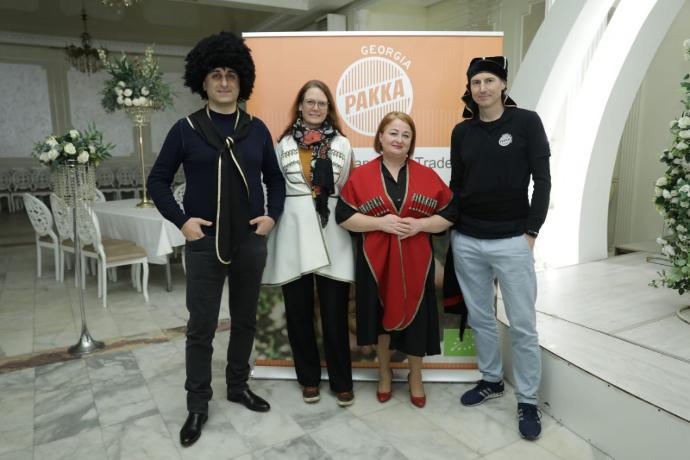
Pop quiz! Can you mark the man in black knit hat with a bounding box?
[449,56,551,440]
[148,31,285,447]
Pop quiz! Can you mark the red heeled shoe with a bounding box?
[408,373,426,408]
[410,394,426,408]
[377,369,393,403]
[377,389,392,403]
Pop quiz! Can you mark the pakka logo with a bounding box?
[498,133,513,147]
[336,45,413,137]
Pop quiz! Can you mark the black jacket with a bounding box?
[449,107,551,239]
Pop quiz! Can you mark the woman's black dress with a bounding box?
[335,161,456,357]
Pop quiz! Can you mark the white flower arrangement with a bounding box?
[652,39,690,293]
[98,46,173,113]
[32,125,113,168]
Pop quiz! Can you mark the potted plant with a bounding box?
[98,46,173,113]
[652,39,690,295]
[32,125,113,200]
[98,46,173,207]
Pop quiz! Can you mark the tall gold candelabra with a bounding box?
[125,105,156,208]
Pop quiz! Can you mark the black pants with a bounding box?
[282,274,353,393]
[184,233,267,414]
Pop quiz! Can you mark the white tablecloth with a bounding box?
[93,199,184,264]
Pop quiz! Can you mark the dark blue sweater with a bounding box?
[148,109,285,235]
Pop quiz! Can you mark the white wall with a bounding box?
[360,0,428,30]
[0,61,52,158]
[613,0,690,246]
[349,0,544,88]
[426,0,501,33]
[0,41,200,169]
[0,0,547,175]
[487,0,545,79]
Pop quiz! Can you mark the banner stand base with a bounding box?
[252,365,480,383]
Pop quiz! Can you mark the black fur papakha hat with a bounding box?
[183,31,255,101]
[461,56,516,119]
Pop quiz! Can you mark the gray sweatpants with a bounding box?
[451,231,541,404]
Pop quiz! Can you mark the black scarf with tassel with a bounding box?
[291,118,338,227]
[188,107,252,264]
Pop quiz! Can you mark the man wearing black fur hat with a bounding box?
[148,31,285,447]
[448,56,550,440]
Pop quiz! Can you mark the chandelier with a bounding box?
[65,8,107,74]
[101,0,141,7]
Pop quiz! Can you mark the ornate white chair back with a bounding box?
[173,182,185,210]
[0,170,12,212]
[31,168,51,191]
[0,170,12,192]
[76,202,99,248]
[11,169,32,192]
[116,167,136,187]
[96,167,116,188]
[132,165,143,186]
[50,193,74,241]
[23,193,55,236]
[94,189,106,203]
[174,169,185,185]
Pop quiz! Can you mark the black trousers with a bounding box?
[184,233,267,414]
[281,274,353,393]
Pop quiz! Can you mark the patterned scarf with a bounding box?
[291,118,338,227]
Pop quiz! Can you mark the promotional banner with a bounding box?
[246,32,502,382]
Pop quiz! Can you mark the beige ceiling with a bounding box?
[0,0,359,47]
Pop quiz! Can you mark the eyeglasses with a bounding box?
[302,99,328,110]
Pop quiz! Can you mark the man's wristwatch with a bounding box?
[525,230,539,238]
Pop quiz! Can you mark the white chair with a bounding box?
[77,202,149,308]
[51,193,128,284]
[172,182,187,274]
[132,165,143,188]
[94,189,106,203]
[116,166,138,199]
[11,168,32,211]
[173,182,185,210]
[50,193,77,284]
[0,170,14,213]
[89,189,107,277]
[96,167,119,200]
[174,169,185,185]
[23,193,60,280]
[31,167,52,202]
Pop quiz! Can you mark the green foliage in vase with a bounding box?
[99,46,173,113]
[32,125,113,168]
[254,287,292,360]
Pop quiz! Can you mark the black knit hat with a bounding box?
[183,31,255,102]
[466,56,508,81]
[461,56,516,119]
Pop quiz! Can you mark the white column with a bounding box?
[549,0,686,267]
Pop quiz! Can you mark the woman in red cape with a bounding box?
[336,112,456,408]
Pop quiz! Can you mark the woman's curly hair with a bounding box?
[183,31,255,101]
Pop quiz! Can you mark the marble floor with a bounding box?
[0,236,610,459]
[0,342,610,460]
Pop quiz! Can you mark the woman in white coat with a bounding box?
[262,80,355,406]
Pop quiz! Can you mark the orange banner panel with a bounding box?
[245,33,503,148]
